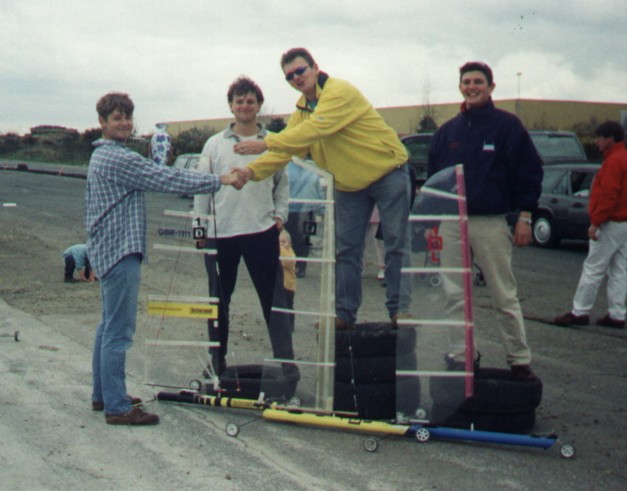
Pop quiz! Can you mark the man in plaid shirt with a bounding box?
[85,92,241,426]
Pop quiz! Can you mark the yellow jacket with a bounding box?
[248,73,408,192]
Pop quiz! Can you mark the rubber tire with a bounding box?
[431,404,536,434]
[429,367,543,413]
[334,377,421,421]
[335,351,417,384]
[532,213,560,248]
[205,364,298,401]
[335,323,416,358]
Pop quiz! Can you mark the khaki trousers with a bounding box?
[439,215,531,366]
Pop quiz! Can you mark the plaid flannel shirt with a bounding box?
[84,139,221,277]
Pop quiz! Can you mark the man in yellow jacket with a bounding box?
[234,47,411,329]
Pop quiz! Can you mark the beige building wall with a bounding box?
[165,99,627,138]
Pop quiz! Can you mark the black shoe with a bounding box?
[296,263,306,278]
[554,312,589,327]
[510,364,537,382]
[596,314,625,329]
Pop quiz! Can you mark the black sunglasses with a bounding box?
[285,66,309,82]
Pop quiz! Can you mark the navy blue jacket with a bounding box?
[428,99,543,215]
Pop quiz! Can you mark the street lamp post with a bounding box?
[516,72,522,117]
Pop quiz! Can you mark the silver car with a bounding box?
[171,153,201,197]
[532,163,601,247]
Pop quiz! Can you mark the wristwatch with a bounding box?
[518,217,532,225]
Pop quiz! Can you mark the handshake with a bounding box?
[220,167,254,190]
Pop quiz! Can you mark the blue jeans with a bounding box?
[335,164,412,324]
[92,254,142,415]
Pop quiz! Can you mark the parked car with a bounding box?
[401,129,587,182]
[172,153,201,197]
[528,130,588,165]
[531,163,601,247]
[400,133,432,185]
[172,153,200,171]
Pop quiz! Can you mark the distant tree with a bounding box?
[571,117,599,138]
[580,136,602,162]
[58,131,80,161]
[417,115,438,133]
[266,117,287,133]
[0,133,21,156]
[416,80,438,133]
[172,127,215,156]
[82,128,102,143]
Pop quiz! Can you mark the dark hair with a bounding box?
[595,121,625,142]
[280,48,315,68]
[227,76,264,104]
[459,61,494,86]
[96,92,134,120]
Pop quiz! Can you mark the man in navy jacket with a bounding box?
[428,61,543,381]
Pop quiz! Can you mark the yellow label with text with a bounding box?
[148,301,218,319]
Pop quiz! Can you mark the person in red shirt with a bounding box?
[555,121,627,328]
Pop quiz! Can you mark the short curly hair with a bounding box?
[96,93,134,120]
[459,61,494,86]
[280,48,315,69]
[227,77,264,104]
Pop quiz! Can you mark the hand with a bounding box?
[274,217,284,231]
[513,221,532,247]
[588,225,599,241]
[232,167,254,186]
[233,140,267,155]
[220,170,244,189]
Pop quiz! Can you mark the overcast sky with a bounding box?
[1,0,625,135]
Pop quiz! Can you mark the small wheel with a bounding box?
[415,408,427,420]
[14,331,20,342]
[559,443,575,459]
[429,274,441,288]
[364,437,379,452]
[225,422,240,437]
[188,379,202,391]
[287,396,302,407]
[415,427,431,443]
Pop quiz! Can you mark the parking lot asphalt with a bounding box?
[1,164,626,490]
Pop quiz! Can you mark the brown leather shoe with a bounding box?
[335,318,355,331]
[554,312,589,327]
[596,314,625,329]
[92,395,142,412]
[105,406,159,425]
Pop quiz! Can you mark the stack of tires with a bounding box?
[333,323,420,420]
[430,367,543,434]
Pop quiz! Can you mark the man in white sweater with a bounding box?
[194,77,293,376]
